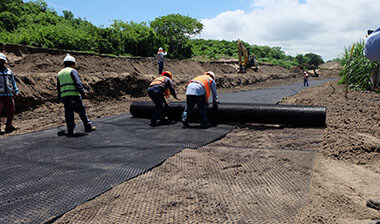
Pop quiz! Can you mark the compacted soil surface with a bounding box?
[1,43,379,223]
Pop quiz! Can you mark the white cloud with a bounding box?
[200,0,380,60]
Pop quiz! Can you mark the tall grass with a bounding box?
[339,40,378,90]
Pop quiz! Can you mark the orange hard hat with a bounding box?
[162,71,173,79]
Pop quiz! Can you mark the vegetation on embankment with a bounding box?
[0,0,323,69]
[339,40,378,90]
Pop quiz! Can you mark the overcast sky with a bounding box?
[39,0,380,60]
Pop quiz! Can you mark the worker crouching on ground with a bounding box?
[57,54,96,137]
[364,27,380,214]
[147,71,179,127]
[182,71,218,129]
[0,53,19,133]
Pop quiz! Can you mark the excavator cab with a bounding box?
[238,39,258,73]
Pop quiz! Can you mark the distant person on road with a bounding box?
[303,71,309,87]
[182,71,218,129]
[157,47,167,75]
[57,54,96,137]
[147,71,179,127]
[0,53,19,133]
[364,27,380,91]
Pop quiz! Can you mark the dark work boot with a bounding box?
[181,119,190,128]
[84,124,96,132]
[66,129,74,137]
[201,123,210,129]
[5,125,17,133]
[367,198,380,211]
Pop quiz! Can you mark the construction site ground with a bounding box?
[0,44,380,223]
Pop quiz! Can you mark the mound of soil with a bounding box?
[282,81,380,165]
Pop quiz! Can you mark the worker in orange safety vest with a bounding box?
[181,71,218,129]
[147,71,179,127]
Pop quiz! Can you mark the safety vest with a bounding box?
[189,75,212,102]
[57,67,81,97]
[149,76,170,98]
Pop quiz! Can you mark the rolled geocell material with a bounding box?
[130,101,326,127]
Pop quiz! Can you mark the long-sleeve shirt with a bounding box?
[364,26,380,62]
[157,52,167,63]
[186,81,218,103]
[57,69,85,100]
[0,67,19,96]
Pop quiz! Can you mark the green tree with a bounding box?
[150,14,203,58]
[295,54,308,64]
[110,20,158,56]
[304,53,324,68]
[63,10,74,20]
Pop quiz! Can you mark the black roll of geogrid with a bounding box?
[130,101,326,127]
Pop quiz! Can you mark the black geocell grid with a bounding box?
[0,79,332,224]
[0,114,234,224]
[217,78,338,104]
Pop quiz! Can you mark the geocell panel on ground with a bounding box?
[0,114,234,224]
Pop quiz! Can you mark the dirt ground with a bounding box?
[1,44,380,223]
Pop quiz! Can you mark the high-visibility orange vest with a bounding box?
[149,76,170,98]
[189,75,213,102]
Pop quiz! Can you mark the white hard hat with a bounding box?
[0,53,7,62]
[63,54,76,63]
[159,47,163,50]
[206,71,215,80]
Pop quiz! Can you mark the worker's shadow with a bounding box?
[155,120,178,126]
[183,123,218,129]
[57,130,88,138]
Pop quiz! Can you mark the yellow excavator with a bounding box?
[237,39,258,73]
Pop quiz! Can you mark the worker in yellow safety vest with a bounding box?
[181,71,218,129]
[57,54,96,136]
[147,71,179,127]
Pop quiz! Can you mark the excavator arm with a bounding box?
[237,39,258,73]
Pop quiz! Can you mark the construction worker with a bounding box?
[157,47,167,75]
[303,71,309,87]
[364,27,380,91]
[364,27,380,213]
[57,54,96,136]
[181,71,218,129]
[147,71,179,127]
[0,53,19,133]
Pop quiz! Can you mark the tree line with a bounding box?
[0,0,324,69]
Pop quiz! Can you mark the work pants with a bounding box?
[158,61,164,75]
[371,63,380,90]
[182,95,208,126]
[304,79,309,87]
[0,96,15,127]
[62,96,91,133]
[147,86,166,125]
